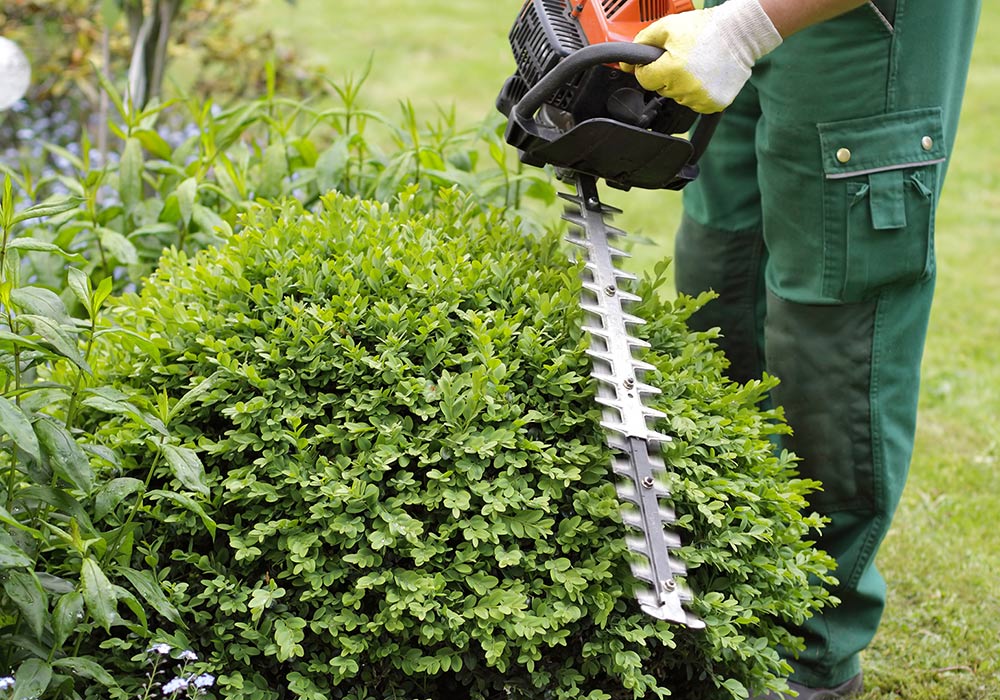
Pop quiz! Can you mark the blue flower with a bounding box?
[162,676,189,695]
[193,674,215,689]
[149,643,173,655]
[0,677,14,691]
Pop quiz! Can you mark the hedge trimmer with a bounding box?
[496,0,720,628]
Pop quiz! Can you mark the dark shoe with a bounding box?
[751,673,864,699]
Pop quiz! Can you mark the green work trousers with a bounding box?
[675,0,981,688]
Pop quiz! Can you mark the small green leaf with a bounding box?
[99,227,139,265]
[176,177,198,228]
[159,444,209,495]
[53,656,117,688]
[83,386,168,436]
[35,418,94,494]
[80,557,116,632]
[7,238,82,261]
[67,267,93,315]
[119,137,144,214]
[0,540,33,569]
[134,128,173,160]
[10,286,72,325]
[18,314,91,372]
[12,658,52,700]
[119,567,183,625]
[95,477,145,521]
[148,490,216,537]
[52,591,84,648]
[0,396,41,463]
[93,276,114,315]
[274,616,307,661]
[167,372,224,423]
[257,143,289,199]
[12,196,81,225]
[4,570,48,639]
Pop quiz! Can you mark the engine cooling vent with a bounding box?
[603,0,674,21]
[601,0,630,17]
[508,0,586,109]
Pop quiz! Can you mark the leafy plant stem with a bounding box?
[65,318,98,431]
[101,443,165,570]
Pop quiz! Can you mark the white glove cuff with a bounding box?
[714,0,783,67]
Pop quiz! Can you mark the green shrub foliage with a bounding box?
[90,189,834,700]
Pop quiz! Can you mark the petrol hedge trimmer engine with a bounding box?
[497,0,721,628]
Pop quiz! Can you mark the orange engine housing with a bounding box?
[572,0,695,46]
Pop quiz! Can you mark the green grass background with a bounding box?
[246,2,1000,697]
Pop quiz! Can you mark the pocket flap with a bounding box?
[818,107,946,179]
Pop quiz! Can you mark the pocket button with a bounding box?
[836,147,852,164]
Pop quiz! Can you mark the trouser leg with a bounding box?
[675,84,766,386]
[764,280,934,686]
[676,0,980,688]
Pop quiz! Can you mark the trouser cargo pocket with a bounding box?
[818,107,946,303]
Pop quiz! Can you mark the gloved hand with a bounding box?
[620,0,782,113]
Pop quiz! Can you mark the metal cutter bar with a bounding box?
[563,174,703,628]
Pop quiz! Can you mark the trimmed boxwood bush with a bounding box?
[88,188,834,700]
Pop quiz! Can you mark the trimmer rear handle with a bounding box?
[510,42,721,174]
[512,43,665,122]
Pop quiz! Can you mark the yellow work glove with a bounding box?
[621,0,782,113]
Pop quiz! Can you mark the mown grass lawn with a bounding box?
[245,2,1000,697]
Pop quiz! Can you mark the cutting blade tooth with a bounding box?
[565,235,588,249]
[659,505,678,524]
[631,563,656,584]
[638,585,704,626]
[601,419,629,437]
[626,335,651,349]
[585,349,615,364]
[580,303,606,316]
[607,245,631,259]
[599,202,624,215]
[558,192,584,206]
[635,587,661,610]
[616,482,639,505]
[581,324,611,339]
[621,512,680,544]
[626,537,689,574]
[612,457,633,477]
[582,262,638,283]
[616,289,642,302]
[607,436,629,452]
[643,407,667,420]
[646,430,674,444]
[634,382,662,396]
[621,312,647,326]
[631,359,657,373]
[594,396,624,411]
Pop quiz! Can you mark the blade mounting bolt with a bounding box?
[604,285,617,296]
[641,476,655,489]
[662,579,677,592]
[623,377,635,389]
[586,196,600,210]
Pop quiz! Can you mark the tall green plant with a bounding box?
[5,71,556,302]
[0,176,213,697]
